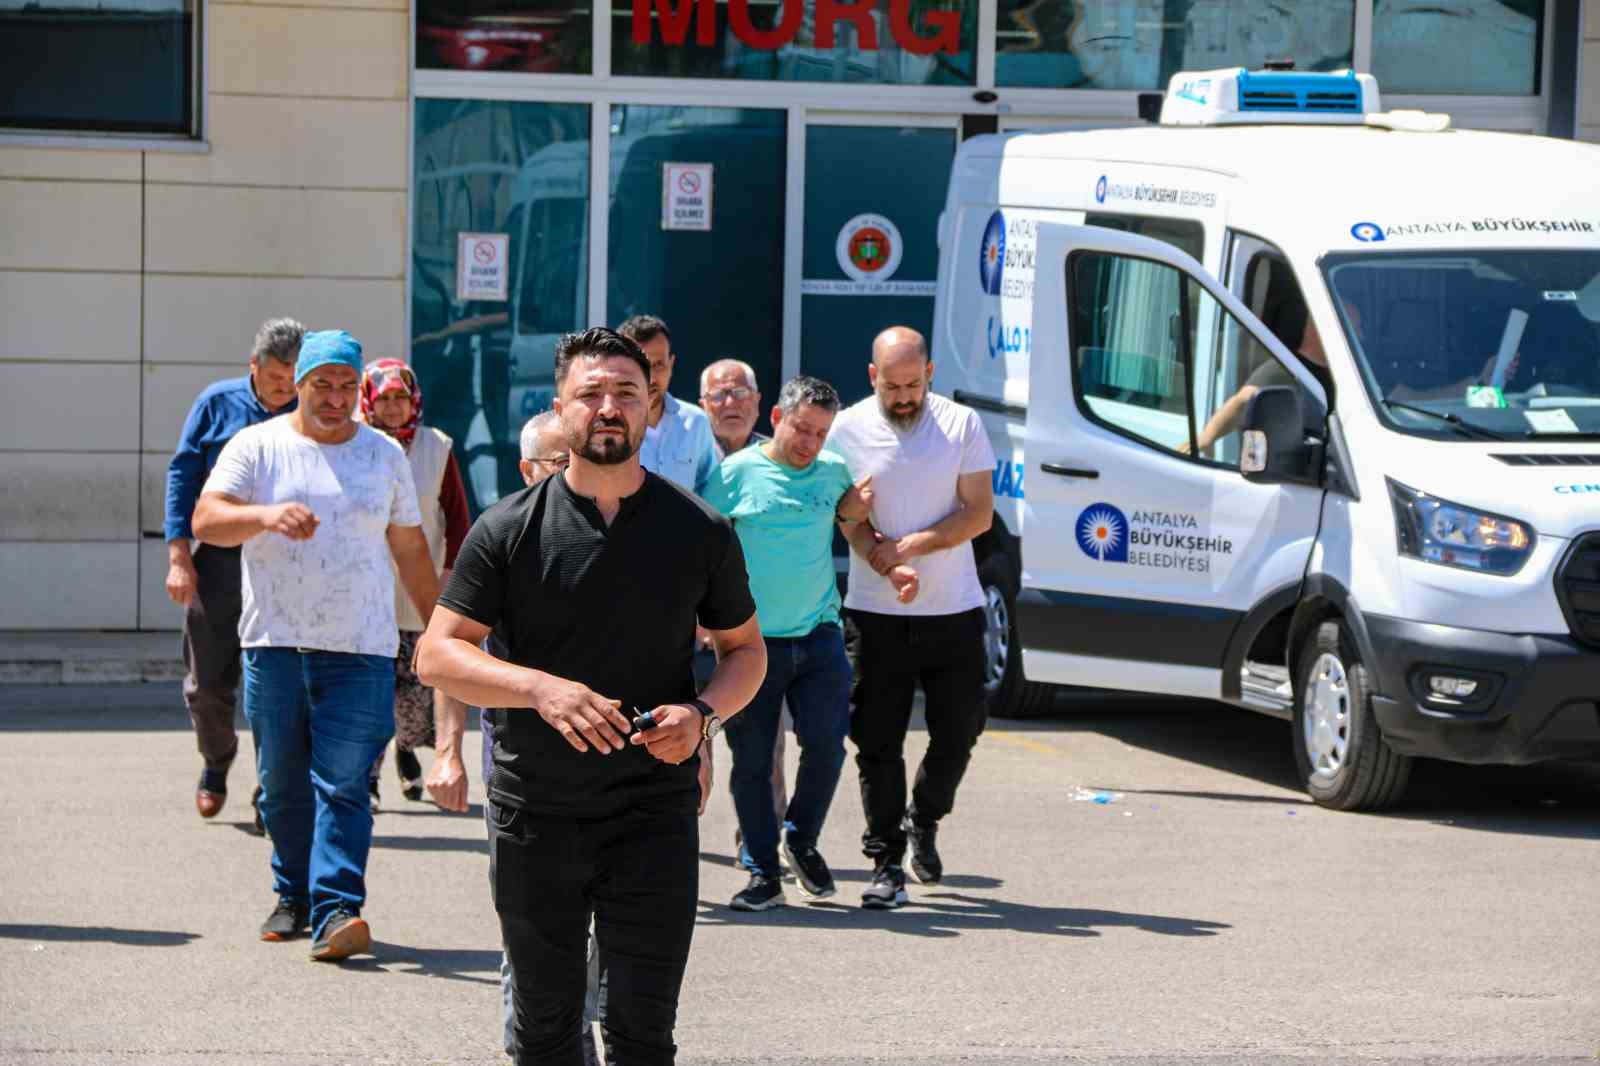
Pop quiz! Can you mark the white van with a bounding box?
[935,68,1600,809]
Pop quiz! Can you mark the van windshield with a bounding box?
[1323,250,1600,440]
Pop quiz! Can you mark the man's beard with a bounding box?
[577,418,637,465]
[881,396,923,430]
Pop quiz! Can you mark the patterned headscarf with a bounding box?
[360,359,423,445]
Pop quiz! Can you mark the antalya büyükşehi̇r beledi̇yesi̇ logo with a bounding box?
[1350,221,1385,242]
[1077,503,1129,563]
[979,210,1005,295]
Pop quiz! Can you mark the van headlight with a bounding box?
[1387,479,1534,576]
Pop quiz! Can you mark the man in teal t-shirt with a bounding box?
[702,376,917,912]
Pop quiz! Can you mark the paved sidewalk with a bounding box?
[0,630,183,685]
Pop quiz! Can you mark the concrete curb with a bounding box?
[0,632,184,685]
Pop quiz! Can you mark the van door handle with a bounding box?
[1040,462,1099,479]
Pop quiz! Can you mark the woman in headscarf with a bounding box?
[360,359,472,809]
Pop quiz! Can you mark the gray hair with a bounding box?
[519,409,560,460]
[776,375,840,417]
[251,317,306,366]
[700,358,758,395]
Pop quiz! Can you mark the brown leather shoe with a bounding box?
[195,788,226,818]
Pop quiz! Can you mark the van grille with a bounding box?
[1556,533,1600,646]
[1493,453,1600,466]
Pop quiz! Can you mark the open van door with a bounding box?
[1016,224,1327,706]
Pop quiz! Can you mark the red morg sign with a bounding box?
[632,0,962,55]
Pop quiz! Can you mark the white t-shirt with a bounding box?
[827,392,995,617]
[202,418,423,656]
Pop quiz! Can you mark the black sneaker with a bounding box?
[729,873,786,912]
[250,785,266,836]
[310,909,371,961]
[259,897,309,942]
[395,748,424,802]
[861,864,908,910]
[782,842,836,899]
[903,813,943,885]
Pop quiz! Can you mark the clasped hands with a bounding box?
[534,677,702,765]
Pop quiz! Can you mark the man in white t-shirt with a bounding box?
[193,330,440,962]
[828,326,996,910]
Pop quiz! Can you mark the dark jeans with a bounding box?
[243,647,395,937]
[844,607,987,866]
[491,803,698,1066]
[182,544,243,773]
[722,624,850,878]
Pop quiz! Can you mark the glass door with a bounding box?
[798,117,957,406]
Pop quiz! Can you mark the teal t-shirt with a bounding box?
[701,445,854,639]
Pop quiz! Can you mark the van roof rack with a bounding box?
[1157,67,1449,131]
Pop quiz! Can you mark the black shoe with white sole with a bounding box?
[861,864,908,910]
[782,842,836,899]
[903,813,943,885]
[729,873,786,912]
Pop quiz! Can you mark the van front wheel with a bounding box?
[1293,620,1412,811]
[979,554,1056,719]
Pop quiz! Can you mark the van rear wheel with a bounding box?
[1293,620,1412,811]
[979,554,1056,719]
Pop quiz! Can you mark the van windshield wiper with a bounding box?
[1382,400,1514,441]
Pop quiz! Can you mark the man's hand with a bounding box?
[264,502,319,540]
[868,532,927,575]
[165,558,198,607]
[425,750,469,813]
[837,475,875,522]
[695,625,715,653]
[534,678,631,754]
[696,739,713,815]
[888,565,919,604]
[628,704,701,766]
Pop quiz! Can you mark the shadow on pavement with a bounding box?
[380,803,485,820]
[987,694,1600,839]
[694,893,1229,940]
[0,923,199,946]
[697,851,1003,890]
[341,942,501,985]
[371,834,488,855]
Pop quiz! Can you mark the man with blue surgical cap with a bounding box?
[193,330,441,961]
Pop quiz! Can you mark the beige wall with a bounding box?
[1584,0,1600,142]
[0,0,408,631]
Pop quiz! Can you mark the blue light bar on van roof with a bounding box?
[1235,69,1364,113]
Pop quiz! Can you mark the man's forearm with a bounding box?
[697,640,765,725]
[417,634,548,710]
[908,503,991,555]
[434,689,468,758]
[192,500,268,547]
[167,539,195,567]
[395,548,441,627]
[839,518,880,561]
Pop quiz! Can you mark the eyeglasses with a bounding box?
[528,453,570,469]
[702,387,753,405]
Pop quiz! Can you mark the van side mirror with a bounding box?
[1240,385,1324,485]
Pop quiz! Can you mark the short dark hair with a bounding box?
[553,327,650,389]
[617,314,670,348]
[776,375,840,417]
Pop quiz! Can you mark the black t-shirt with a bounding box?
[1247,354,1334,405]
[438,471,755,817]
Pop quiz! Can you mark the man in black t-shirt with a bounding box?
[417,327,766,1066]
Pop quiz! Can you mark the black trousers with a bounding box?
[182,544,243,772]
[490,802,699,1066]
[844,607,988,866]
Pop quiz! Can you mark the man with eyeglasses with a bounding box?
[192,330,442,959]
[700,359,768,459]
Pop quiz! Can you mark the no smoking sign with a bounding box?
[662,162,714,232]
[456,232,509,302]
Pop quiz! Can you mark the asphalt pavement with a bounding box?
[3,682,1599,1065]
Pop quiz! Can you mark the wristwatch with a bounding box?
[691,698,723,740]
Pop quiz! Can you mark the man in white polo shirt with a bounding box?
[828,325,995,910]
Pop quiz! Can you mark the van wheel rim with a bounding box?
[1303,653,1351,779]
[982,584,1009,690]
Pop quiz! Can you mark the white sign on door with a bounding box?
[456,232,509,301]
[662,163,714,231]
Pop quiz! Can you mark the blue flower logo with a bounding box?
[1350,221,1385,243]
[1095,175,1108,204]
[979,210,1005,296]
[1076,503,1129,563]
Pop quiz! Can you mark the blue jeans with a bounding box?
[722,624,850,879]
[243,647,395,937]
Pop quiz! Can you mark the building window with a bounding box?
[417,0,593,74]
[995,0,1354,90]
[614,0,975,84]
[0,0,198,135]
[1371,0,1542,95]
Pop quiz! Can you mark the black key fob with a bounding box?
[632,710,658,732]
